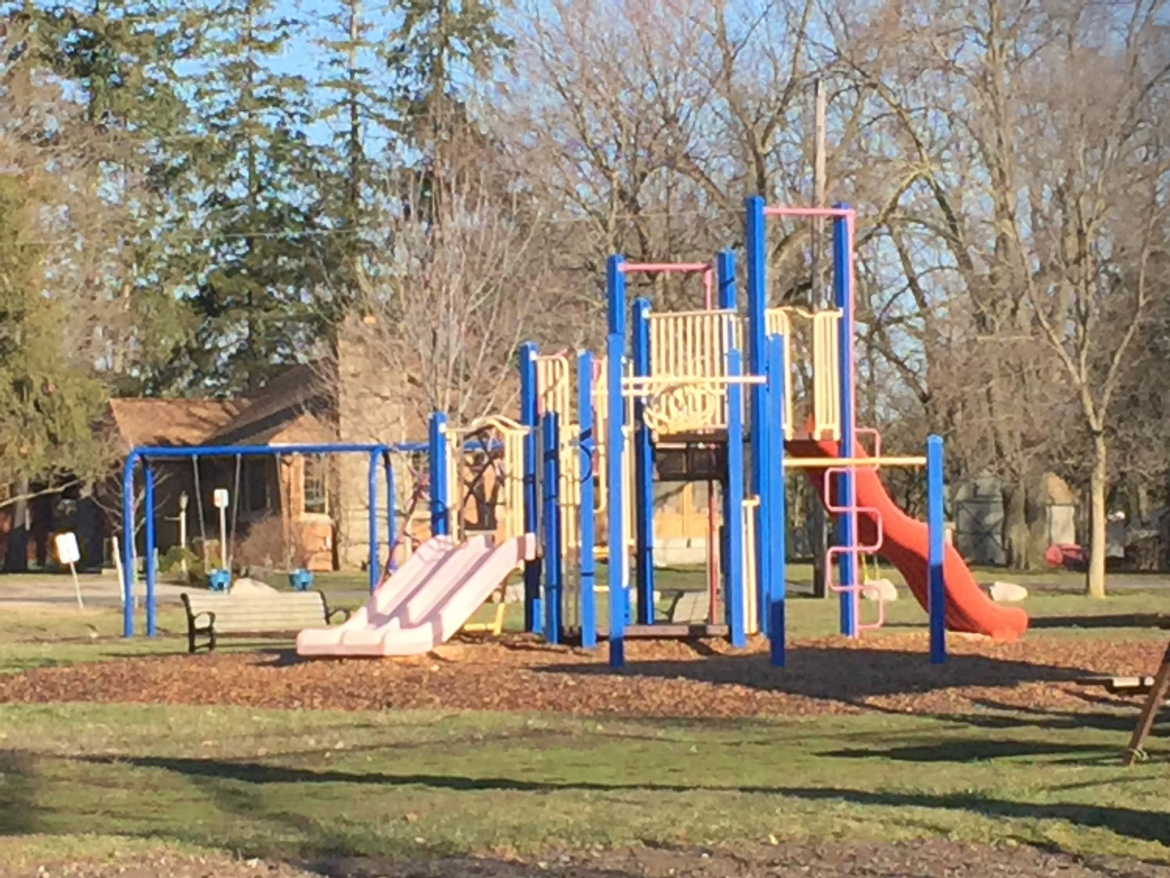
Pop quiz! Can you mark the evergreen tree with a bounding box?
[0,12,110,573]
[24,0,201,395]
[313,0,394,320]
[168,0,325,394]
[382,0,510,217]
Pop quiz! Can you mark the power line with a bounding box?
[11,206,742,246]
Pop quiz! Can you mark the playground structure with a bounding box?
[121,197,1030,666]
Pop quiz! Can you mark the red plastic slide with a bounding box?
[787,437,1029,641]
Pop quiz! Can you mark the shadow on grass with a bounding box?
[537,646,1084,705]
[72,754,1170,850]
[821,739,1117,764]
[0,750,38,835]
[292,853,692,878]
[1028,613,1170,630]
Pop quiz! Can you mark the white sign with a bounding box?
[213,488,230,509]
[54,532,80,565]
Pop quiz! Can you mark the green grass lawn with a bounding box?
[2,581,1170,870]
[0,702,1167,868]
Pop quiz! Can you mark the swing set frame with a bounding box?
[121,442,405,638]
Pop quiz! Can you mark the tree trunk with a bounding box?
[1086,432,1108,598]
[1002,478,1030,569]
[3,476,29,573]
[808,488,828,597]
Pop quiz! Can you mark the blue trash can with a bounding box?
[208,569,231,592]
[288,569,314,592]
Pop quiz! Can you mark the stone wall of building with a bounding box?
[334,318,423,569]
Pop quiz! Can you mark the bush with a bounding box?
[159,545,199,575]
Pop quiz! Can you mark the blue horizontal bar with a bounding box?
[131,443,389,458]
[131,439,503,460]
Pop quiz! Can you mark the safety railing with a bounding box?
[765,307,841,440]
[535,352,572,418]
[446,415,528,544]
[640,309,742,433]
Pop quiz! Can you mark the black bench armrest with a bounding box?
[318,591,351,625]
[185,609,217,654]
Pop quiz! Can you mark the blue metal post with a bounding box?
[384,449,397,574]
[767,335,787,666]
[631,297,655,625]
[757,334,773,636]
[927,435,947,664]
[144,463,158,637]
[428,412,450,537]
[121,453,137,637]
[606,331,627,668]
[607,254,627,336]
[745,196,770,633]
[833,205,859,637]
[718,249,746,648]
[578,351,597,648]
[519,341,541,633]
[542,413,563,643]
[368,449,380,593]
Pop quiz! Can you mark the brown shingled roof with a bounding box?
[107,398,246,448]
[207,364,334,445]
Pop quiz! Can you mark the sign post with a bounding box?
[213,488,230,570]
[54,532,84,609]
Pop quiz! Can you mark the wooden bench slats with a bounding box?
[181,590,348,653]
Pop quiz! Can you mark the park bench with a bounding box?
[180,590,350,653]
[665,590,709,624]
[1077,675,1158,696]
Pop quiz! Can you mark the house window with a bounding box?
[245,458,269,512]
[304,455,328,515]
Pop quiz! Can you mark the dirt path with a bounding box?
[0,632,1161,717]
[11,841,1170,878]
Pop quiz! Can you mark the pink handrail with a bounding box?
[619,262,717,309]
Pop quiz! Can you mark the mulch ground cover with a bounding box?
[11,841,1170,878]
[0,632,1161,718]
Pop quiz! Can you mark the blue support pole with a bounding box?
[833,205,859,637]
[428,412,450,537]
[368,449,380,593]
[607,254,627,336]
[606,331,627,668]
[745,196,770,633]
[631,297,655,625]
[578,351,598,648]
[542,413,564,643]
[121,453,137,638]
[519,341,541,633]
[718,249,746,648]
[767,335,787,666]
[927,435,947,664]
[144,463,158,637]
[757,334,773,636]
[384,449,397,574]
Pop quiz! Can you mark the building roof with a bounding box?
[107,398,245,448]
[109,364,336,451]
[207,364,334,446]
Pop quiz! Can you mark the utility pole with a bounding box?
[811,78,830,598]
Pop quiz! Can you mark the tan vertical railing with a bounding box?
[764,307,841,440]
